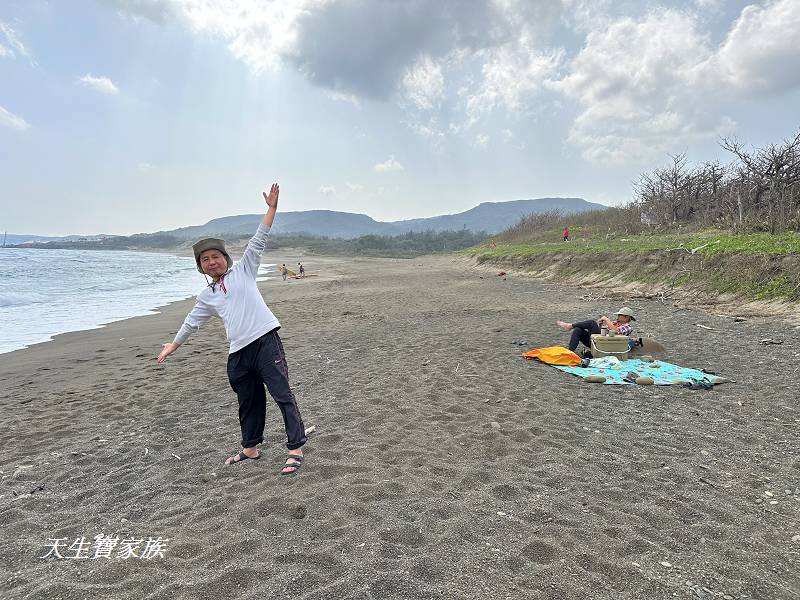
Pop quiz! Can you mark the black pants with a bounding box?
[568,319,600,351]
[226,330,306,450]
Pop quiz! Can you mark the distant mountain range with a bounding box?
[6,197,604,245]
[155,197,603,240]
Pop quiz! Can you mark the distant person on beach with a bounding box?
[556,307,635,352]
[563,226,570,242]
[157,183,306,474]
[281,263,288,281]
[298,262,305,277]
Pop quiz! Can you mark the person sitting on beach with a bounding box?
[556,307,636,353]
[157,183,306,474]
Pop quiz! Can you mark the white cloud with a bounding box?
[406,119,448,154]
[474,133,489,148]
[326,90,361,107]
[401,55,445,111]
[102,0,563,146]
[107,0,322,71]
[0,22,31,60]
[102,0,558,101]
[101,0,800,164]
[552,8,726,162]
[374,156,404,173]
[0,105,29,131]
[693,0,723,11]
[713,0,800,95]
[318,185,336,196]
[552,2,800,162]
[99,0,179,24]
[345,181,364,191]
[77,74,120,95]
[464,44,563,124]
[409,121,446,141]
[137,162,156,172]
[560,0,614,32]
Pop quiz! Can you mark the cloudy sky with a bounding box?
[1,0,798,236]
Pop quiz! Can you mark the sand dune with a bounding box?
[0,255,798,599]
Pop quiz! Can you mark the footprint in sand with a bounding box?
[522,540,557,564]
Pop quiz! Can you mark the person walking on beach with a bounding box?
[298,262,305,277]
[157,183,306,474]
[281,263,288,281]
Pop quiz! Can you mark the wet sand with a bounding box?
[1,254,798,599]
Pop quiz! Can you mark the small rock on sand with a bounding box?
[489,421,501,430]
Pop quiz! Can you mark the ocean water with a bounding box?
[0,248,275,354]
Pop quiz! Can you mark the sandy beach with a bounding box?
[1,254,798,600]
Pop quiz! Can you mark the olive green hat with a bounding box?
[192,238,232,274]
[615,306,636,321]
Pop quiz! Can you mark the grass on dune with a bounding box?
[462,230,800,302]
[465,230,800,259]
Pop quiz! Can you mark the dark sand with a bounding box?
[1,255,798,599]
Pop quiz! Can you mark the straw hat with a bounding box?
[615,306,636,321]
[192,238,232,274]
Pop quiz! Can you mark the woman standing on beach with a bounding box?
[157,183,306,474]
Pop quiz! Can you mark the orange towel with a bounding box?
[522,346,581,366]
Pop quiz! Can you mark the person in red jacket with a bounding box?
[563,226,569,241]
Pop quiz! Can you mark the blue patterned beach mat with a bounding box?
[553,359,718,386]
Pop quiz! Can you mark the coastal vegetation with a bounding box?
[13,229,487,259]
[470,129,800,303]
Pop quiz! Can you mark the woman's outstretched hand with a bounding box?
[157,342,178,363]
[263,183,279,210]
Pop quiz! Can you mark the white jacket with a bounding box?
[174,224,280,353]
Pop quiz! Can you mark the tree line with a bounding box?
[266,229,488,257]
[636,128,800,233]
[10,229,487,258]
[499,127,800,242]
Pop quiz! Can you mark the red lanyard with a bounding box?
[219,274,227,294]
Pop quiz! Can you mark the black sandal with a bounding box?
[225,450,261,465]
[281,454,303,475]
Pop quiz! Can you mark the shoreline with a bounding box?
[0,253,334,373]
[1,296,198,358]
[2,246,279,356]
